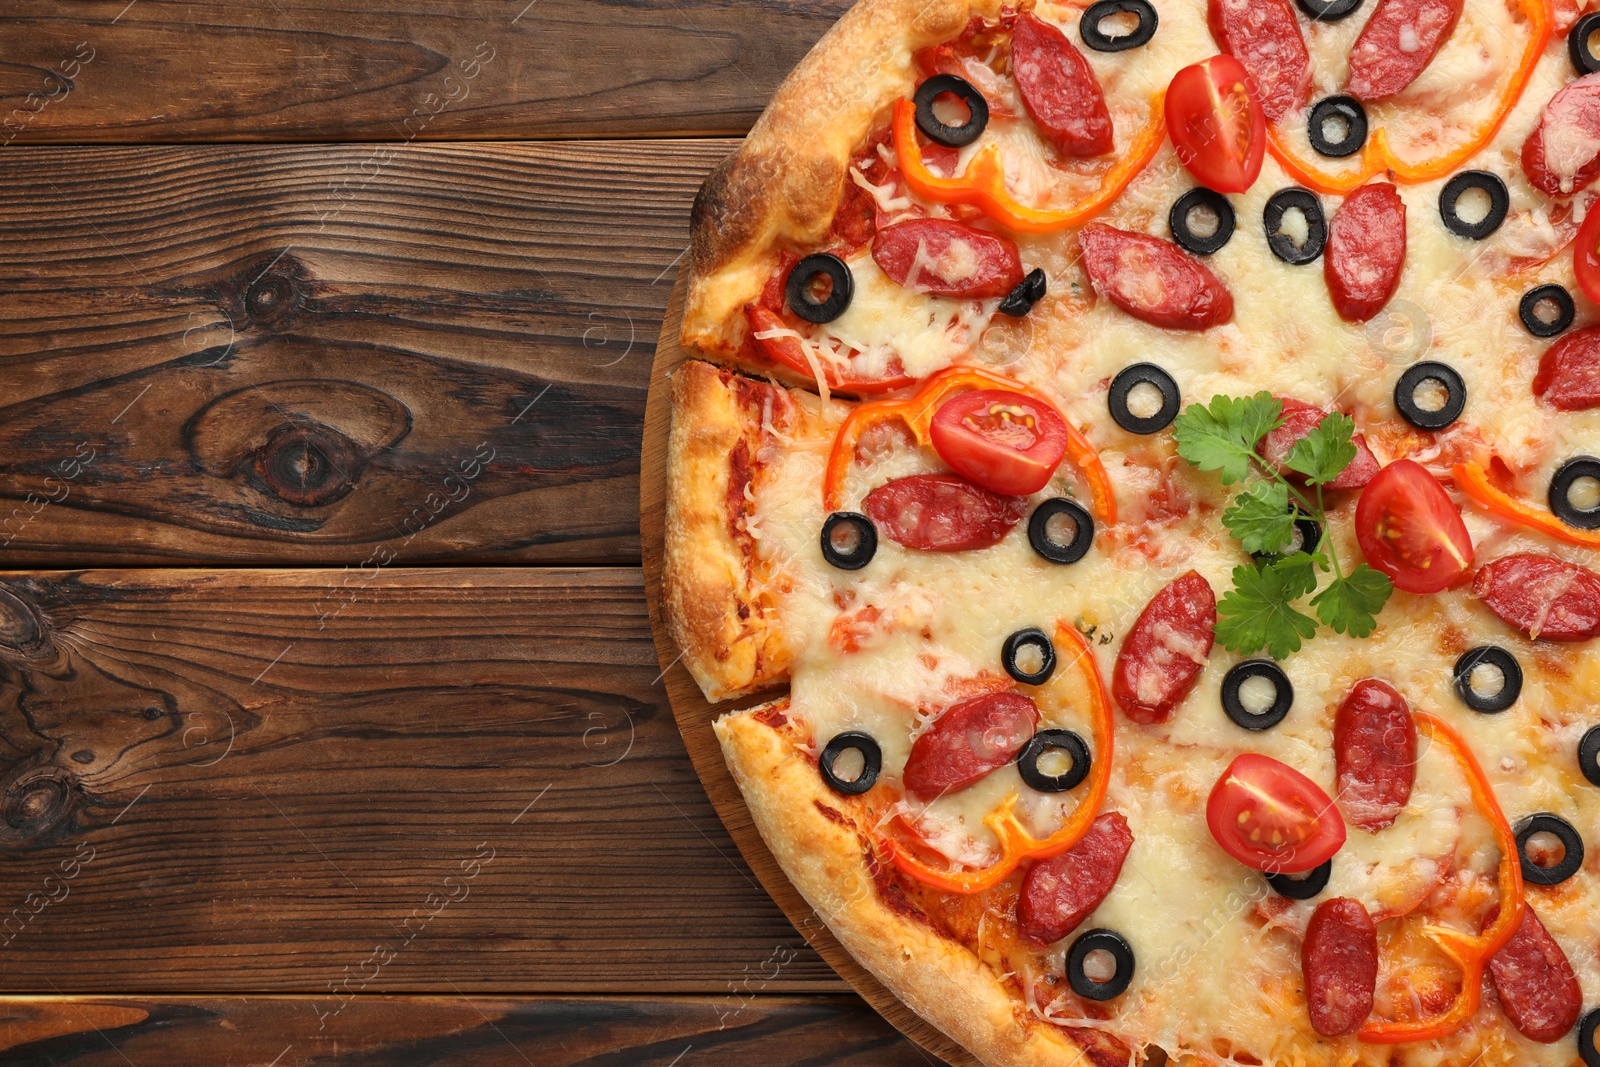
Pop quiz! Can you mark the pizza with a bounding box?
[659,0,1600,1062]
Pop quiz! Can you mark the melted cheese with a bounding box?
[720,0,1600,1063]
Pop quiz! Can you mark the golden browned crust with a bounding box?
[716,705,1086,1067]
[681,0,996,358]
[664,360,797,702]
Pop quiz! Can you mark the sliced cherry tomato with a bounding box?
[1575,192,1600,306]
[1164,54,1266,194]
[1354,459,1474,594]
[1206,753,1347,874]
[929,389,1068,496]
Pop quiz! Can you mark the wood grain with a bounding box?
[0,0,846,144]
[0,994,945,1066]
[0,140,733,566]
[0,565,847,992]
[639,276,980,1066]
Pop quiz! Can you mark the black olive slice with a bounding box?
[1452,645,1523,713]
[1515,813,1585,886]
[819,732,882,796]
[1550,456,1600,530]
[1394,361,1466,430]
[998,267,1048,317]
[785,253,853,324]
[1520,284,1576,338]
[913,74,990,148]
[1067,929,1135,1000]
[1438,171,1510,240]
[1308,96,1368,158]
[1252,512,1323,562]
[1571,11,1600,75]
[821,512,877,570]
[1003,627,1057,686]
[1296,0,1364,20]
[1080,0,1159,51]
[1169,188,1236,256]
[1018,729,1091,792]
[1580,1009,1600,1067]
[1108,363,1180,435]
[1263,188,1327,265]
[1221,660,1294,731]
[1265,858,1332,900]
[1582,725,1600,787]
[1028,498,1094,564]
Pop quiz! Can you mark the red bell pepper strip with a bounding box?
[1358,711,1525,1044]
[1266,0,1549,196]
[882,621,1112,895]
[822,365,1116,524]
[892,97,1166,234]
[1454,461,1600,548]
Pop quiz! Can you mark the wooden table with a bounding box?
[0,4,945,1062]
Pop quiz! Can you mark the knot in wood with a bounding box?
[0,586,50,659]
[240,251,305,326]
[255,424,362,507]
[1,770,76,842]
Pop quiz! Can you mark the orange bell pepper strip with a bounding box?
[892,96,1167,234]
[1266,0,1550,196]
[822,365,1116,524]
[1454,461,1600,549]
[882,621,1112,895]
[1358,711,1525,1044]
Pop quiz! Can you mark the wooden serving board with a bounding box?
[641,272,975,1067]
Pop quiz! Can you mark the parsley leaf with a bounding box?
[1310,564,1393,638]
[1222,482,1296,555]
[1172,393,1283,486]
[1285,411,1358,486]
[1215,558,1320,659]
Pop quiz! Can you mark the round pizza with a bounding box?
[660,0,1600,1061]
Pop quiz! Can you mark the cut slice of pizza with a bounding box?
[661,0,1600,1062]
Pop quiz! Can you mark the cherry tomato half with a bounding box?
[1355,459,1474,594]
[1165,55,1266,194]
[1575,197,1600,307]
[929,389,1069,496]
[1206,753,1346,874]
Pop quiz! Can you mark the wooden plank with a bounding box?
[0,0,843,143]
[0,140,729,566]
[0,566,844,992]
[0,994,946,1065]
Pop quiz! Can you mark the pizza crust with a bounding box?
[715,705,1087,1067]
[682,0,991,358]
[664,360,797,702]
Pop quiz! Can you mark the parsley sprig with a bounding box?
[1172,393,1393,659]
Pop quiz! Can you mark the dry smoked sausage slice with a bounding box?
[904,691,1040,798]
[1325,183,1406,323]
[1473,554,1600,641]
[1113,571,1217,724]
[1522,73,1600,197]
[1534,325,1600,410]
[1080,225,1234,331]
[1018,812,1134,945]
[864,474,1028,552]
[1302,897,1378,1037]
[1333,678,1416,833]
[1207,0,1310,122]
[1345,0,1463,101]
[872,219,1024,299]
[1486,904,1584,1043]
[1012,12,1114,157]
[1257,398,1380,489]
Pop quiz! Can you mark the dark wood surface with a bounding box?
[0,566,839,992]
[0,2,957,1063]
[0,0,846,143]
[0,995,937,1065]
[0,140,727,566]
